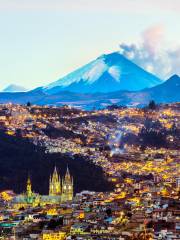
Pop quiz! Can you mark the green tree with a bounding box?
[27,101,31,107]
[148,100,156,110]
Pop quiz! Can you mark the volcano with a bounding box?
[43,52,162,94]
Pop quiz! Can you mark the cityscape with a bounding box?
[0,102,179,239]
[0,0,180,239]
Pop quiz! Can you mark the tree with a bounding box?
[27,101,31,107]
[148,100,156,110]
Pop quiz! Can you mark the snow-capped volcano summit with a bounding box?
[44,52,162,94]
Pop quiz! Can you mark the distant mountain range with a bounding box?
[0,52,179,109]
[0,75,179,110]
[2,84,28,92]
[38,74,180,109]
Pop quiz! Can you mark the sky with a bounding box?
[0,0,179,90]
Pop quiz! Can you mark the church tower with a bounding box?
[49,166,61,196]
[62,166,73,202]
[26,175,32,198]
[26,175,35,204]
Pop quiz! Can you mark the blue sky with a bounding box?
[0,0,179,90]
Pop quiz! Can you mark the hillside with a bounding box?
[0,131,112,194]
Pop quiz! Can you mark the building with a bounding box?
[61,166,73,202]
[49,165,73,202]
[176,177,180,189]
[12,176,40,209]
[12,166,73,209]
[49,166,61,196]
[42,230,66,240]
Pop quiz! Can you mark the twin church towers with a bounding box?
[49,166,73,202]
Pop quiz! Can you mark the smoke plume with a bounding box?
[119,25,180,79]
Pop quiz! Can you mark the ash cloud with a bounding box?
[119,25,180,79]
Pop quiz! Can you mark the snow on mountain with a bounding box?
[2,84,28,92]
[45,57,108,90]
[44,52,162,94]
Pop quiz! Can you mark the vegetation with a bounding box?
[148,100,157,110]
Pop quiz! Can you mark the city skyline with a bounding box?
[0,0,180,90]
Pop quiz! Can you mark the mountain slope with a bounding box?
[37,74,180,108]
[0,88,46,104]
[145,74,180,103]
[44,52,162,94]
[2,84,28,92]
[96,74,180,107]
[0,76,179,110]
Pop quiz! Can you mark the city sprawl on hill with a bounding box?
[0,102,179,239]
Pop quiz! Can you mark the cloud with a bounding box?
[0,0,180,13]
[119,25,180,79]
[142,25,164,57]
